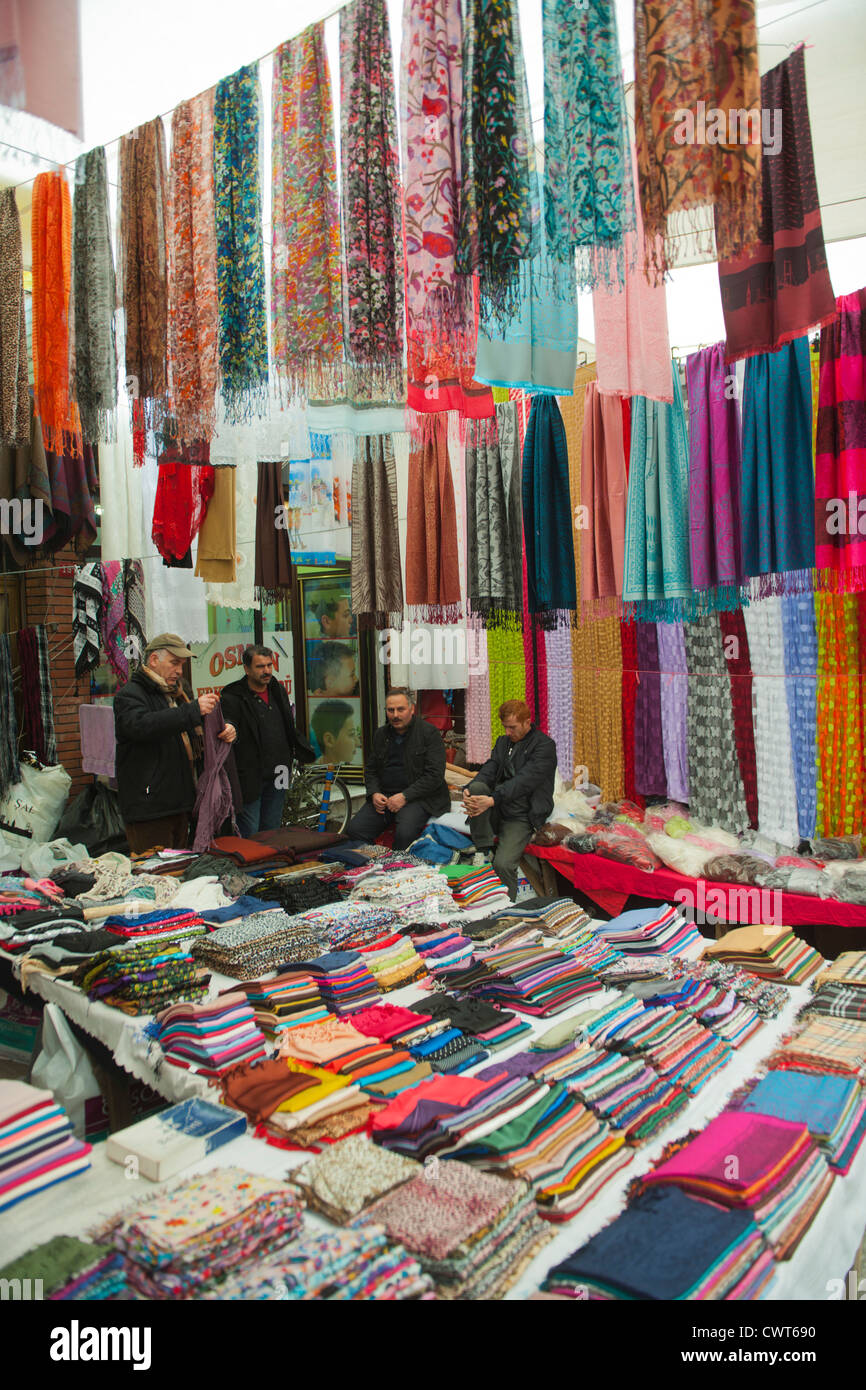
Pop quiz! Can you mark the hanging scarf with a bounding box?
[31,172,77,454]
[456,0,537,323]
[72,562,104,676]
[101,562,129,683]
[487,627,526,743]
[545,624,573,784]
[718,46,835,362]
[272,26,343,401]
[816,593,863,837]
[580,382,627,613]
[255,460,294,604]
[0,633,19,795]
[152,443,215,563]
[192,708,237,851]
[683,615,749,832]
[741,336,814,594]
[118,119,168,422]
[18,626,57,765]
[123,559,146,669]
[169,92,219,447]
[542,0,633,288]
[619,619,638,805]
[743,598,799,845]
[43,433,98,554]
[634,623,667,798]
[815,289,866,590]
[718,607,759,831]
[465,616,491,761]
[634,0,762,284]
[0,189,30,447]
[401,0,472,363]
[465,406,522,626]
[623,369,693,620]
[405,415,462,623]
[350,434,403,628]
[214,65,269,423]
[71,148,116,446]
[340,0,405,402]
[521,544,546,731]
[686,343,743,607]
[195,463,237,585]
[781,593,818,841]
[656,621,689,805]
[522,395,576,627]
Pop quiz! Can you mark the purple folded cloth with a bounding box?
[79,704,116,777]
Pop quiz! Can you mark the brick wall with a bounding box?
[21,547,89,799]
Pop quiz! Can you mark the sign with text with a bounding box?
[190,633,295,703]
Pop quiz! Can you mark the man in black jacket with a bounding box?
[463,699,557,900]
[347,688,449,850]
[220,645,315,836]
[114,634,230,854]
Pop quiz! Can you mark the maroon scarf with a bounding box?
[718,608,759,829]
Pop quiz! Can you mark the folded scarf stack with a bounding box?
[153,992,269,1076]
[768,1016,866,1078]
[291,1133,419,1222]
[340,929,428,992]
[593,905,706,961]
[444,864,511,912]
[74,939,209,1015]
[640,977,764,1049]
[527,1037,690,1145]
[278,1015,422,1096]
[289,950,382,1015]
[409,1028,489,1076]
[0,1081,91,1212]
[601,1001,733,1097]
[192,911,324,980]
[225,969,330,1036]
[731,1069,866,1176]
[410,926,476,971]
[493,896,591,941]
[205,1223,433,1300]
[703,924,825,984]
[298,901,401,952]
[102,907,209,944]
[443,943,605,1017]
[409,992,532,1053]
[0,1236,127,1301]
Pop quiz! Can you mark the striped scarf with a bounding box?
[71,148,117,445]
[18,626,57,765]
[623,368,693,621]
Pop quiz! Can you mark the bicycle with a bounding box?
[280,760,354,835]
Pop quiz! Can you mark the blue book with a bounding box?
[106,1099,246,1181]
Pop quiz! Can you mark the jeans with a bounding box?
[465,777,533,901]
[347,797,429,851]
[237,779,285,837]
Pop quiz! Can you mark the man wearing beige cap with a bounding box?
[113,633,236,854]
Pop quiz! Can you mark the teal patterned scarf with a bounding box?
[214,64,269,422]
[542,0,634,289]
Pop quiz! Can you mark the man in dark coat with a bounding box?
[220,644,315,836]
[113,633,232,854]
[463,699,557,900]
[347,688,449,850]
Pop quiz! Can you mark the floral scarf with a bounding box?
[542,0,634,289]
[465,405,523,627]
[405,414,462,623]
[31,171,77,453]
[101,561,129,683]
[272,25,343,401]
[118,120,168,417]
[340,0,405,402]
[0,188,29,447]
[456,0,537,324]
[214,65,269,423]
[634,0,762,283]
[169,92,219,446]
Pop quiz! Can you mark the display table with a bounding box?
[527,843,866,933]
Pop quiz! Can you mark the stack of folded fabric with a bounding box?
[101,1168,305,1297]
[602,1003,733,1096]
[191,912,323,981]
[341,930,429,991]
[356,1159,549,1298]
[208,1222,434,1300]
[227,971,329,1037]
[348,1002,439,1047]
[639,1111,834,1259]
[408,993,531,1052]
[299,902,401,952]
[209,836,298,873]
[351,867,455,916]
[408,1029,488,1075]
[462,918,544,949]
[291,1133,420,1221]
[278,1016,420,1095]
[807,951,866,1021]
[153,994,269,1077]
[372,1074,504,1160]
[102,907,209,944]
[704,925,824,985]
[0,904,90,958]
[74,938,209,1014]
[0,1081,92,1211]
[594,905,706,961]
[598,954,685,986]
[444,944,605,1017]
[410,926,476,972]
[731,1069,866,1175]
[251,873,344,915]
[685,957,792,1020]
[528,1039,690,1144]
[443,865,511,913]
[0,1236,127,1300]
[541,1186,775,1300]
[292,951,382,1015]
[15,928,123,987]
[768,1016,866,1078]
[220,1056,378,1148]
[493,897,592,941]
[637,978,764,1049]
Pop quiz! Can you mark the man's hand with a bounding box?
[386,793,407,812]
[218,722,237,744]
[198,692,220,716]
[372,793,388,813]
[464,793,494,817]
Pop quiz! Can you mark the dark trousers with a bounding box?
[124,812,190,856]
[348,797,429,851]
[466,778,532,901]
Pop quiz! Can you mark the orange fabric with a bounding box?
[31,172,79,452]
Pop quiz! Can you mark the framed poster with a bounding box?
[294,569,372,783]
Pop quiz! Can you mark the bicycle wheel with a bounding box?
[281,771,354,834]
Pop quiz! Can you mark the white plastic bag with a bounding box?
[0,763,71,843]
[31,1003,101,1140]
[20,837,88,879]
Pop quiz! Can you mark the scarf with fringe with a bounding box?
[401,0,473,367]
[339,0,405,402]
[815,289,866,591]
[0,189,31,447]
[32,171,78,454]
[255,460,294,605]
[214,65,269,423]
[542,0,634,289]
[71,148,116,446]
[522,395,576,627]
[73,562,103,675]
[406,414,462,623]
[124,559,146,668]
[465,404,523,627]
[718,607,758,830]
[780,592,817,841]
[272,25,343,401]
[0,633,20,795]
[118,120,168,425]
[351,433,404,628]
[581,381,627,612]
[634,623,667,798]
[169,92,219,447]
[634,0,761,284]
[686,343,743,608]
[18,625,57,766]
[815,594,863,837]
[623,367,693,621]
[457,0,537,325]
[656,620,690,805]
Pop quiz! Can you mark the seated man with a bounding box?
[348,687,450,850]
[463,699,557,900]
